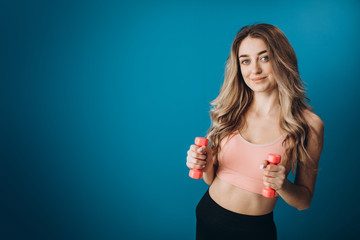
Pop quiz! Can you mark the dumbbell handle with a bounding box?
[189,137,209,179]
[262,154,281,198]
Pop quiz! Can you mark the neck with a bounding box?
[249,90,280,116]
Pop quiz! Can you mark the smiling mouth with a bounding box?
[251,77,266,81]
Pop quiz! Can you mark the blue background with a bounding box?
[1,0,359,239]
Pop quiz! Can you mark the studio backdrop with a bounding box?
[1,0,360,239]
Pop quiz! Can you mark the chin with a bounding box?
[250,85,274,93]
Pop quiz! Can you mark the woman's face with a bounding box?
[238,36,277,93]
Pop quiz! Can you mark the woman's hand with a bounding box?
[261,160,286,196]
[186,145,214,173]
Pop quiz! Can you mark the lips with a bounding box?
[251,77,266,82]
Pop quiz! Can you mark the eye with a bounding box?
[260,56,269,62]
[241,59,250,65]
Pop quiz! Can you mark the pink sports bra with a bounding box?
[216,131,286,195]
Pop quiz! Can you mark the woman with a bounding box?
[186,23,324,240]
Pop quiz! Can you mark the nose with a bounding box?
[251,60,262,74]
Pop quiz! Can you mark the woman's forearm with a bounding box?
[277,179,313,210]
[202,164,217,185]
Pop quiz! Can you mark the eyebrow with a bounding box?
[238,50,267,58]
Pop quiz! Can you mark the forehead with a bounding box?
[238,37,268,56]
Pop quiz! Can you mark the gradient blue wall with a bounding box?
[1,0,359,239]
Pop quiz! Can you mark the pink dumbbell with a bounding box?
[262,153,281,198]
[189,137,209,179]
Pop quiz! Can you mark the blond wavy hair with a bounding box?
[206,23,315,174]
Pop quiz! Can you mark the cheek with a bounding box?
[263,64,274,74]
[240,66,249,79]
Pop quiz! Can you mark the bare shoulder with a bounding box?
[303,109,324,135]
[303,109,324,154]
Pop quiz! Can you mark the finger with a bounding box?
[197,146,205,153]
[189,145,207,156]
[186,160,206,170]
[264,166,283,177]
[263,175,277,184]
[186,159,206,169]
[266,164,279,171]
[188,150,207,160]
[263,167,283,177]
[191,144,210,154]
[199,145,212,154]
[263,176,282,190]
[187,156,206,166]
[263,181,275,189]
[265,172,285,182]
[263,170,276,177]
[263,181,279,190]
[190,145,200,153]
[187,163,206,170]
[187,147,207,159]
[267,164,285,172]
[260,160,268,169]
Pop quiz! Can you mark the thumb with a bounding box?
[260,160,268,169]
[198,145,212,154]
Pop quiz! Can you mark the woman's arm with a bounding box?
[202,159,218,185]
[277,112,324,210]
[263,111,324,210]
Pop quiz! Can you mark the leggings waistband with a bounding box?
[199,189,274,224]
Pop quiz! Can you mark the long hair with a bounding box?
[206,23,315,174]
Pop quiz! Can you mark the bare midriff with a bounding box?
[209,176,278,216]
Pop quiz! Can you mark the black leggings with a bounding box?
[196,189,277,240]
